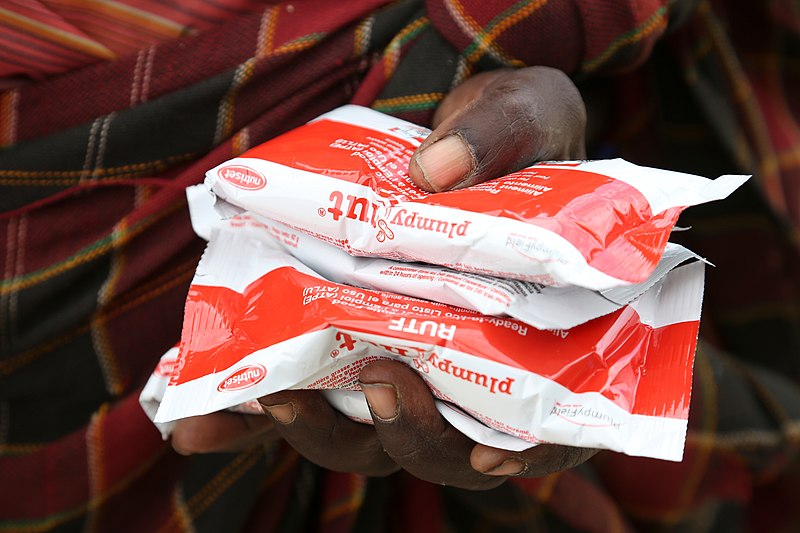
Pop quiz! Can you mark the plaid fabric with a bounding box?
[1,0,799,532]
[595,1,800,530]
[0,0,272,83]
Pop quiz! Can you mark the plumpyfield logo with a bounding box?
[551,401,622,429]
[218,165,266,190]
[217,364,267,392]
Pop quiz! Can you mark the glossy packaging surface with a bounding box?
[206,105,747,289]
[152,226,704,461]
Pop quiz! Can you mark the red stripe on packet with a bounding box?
[241,118,674,282]
[208,107,747,289]
[175,265,697,419]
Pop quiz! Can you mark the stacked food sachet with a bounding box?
[141,106,749,461]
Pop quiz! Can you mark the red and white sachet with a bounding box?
[140,346,179,438]
[140,347,531,450]
[205,105,746,290]
[140,346,265,439]
[153,224,705,461]
[187,184,702,331]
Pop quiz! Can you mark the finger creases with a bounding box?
[412,66,586,192]
[360,360,506,490]
[471,443,598,479]
[258,390,398,477]
[170,412,277,455]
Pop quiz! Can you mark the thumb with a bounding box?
[409,66,586,192]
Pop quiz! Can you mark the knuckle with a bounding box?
[170,436,201,456]
[293,414,396,476]
[557,446,577,472]
[550,445,594,473]
[383,415,451,460]
[170,442,194,456]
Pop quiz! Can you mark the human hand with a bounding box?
[172,66,594,486]
[409,66,586,192]
[258,360,597,489]
[259,67,593,488]
[171,362,595,489]
[171,411,278,455]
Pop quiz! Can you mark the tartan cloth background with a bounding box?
[0,0,799,531]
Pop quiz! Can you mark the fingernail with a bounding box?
[413,135,473,191]
[472,445,528,476]
[259,402,296,425]
[483,458,526,477]
[361,383,399,422]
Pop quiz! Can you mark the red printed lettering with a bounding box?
[390,208,471,239]
[427,353,515,395]
[324,191,380,227]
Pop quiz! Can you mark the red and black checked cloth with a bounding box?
[1,1,799,532]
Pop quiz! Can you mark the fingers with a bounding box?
[174,369,596,485]
[471,443,598,479]
[171,412,277,455]
[258,389,399,477]
[360,360,595,486]
[409,66,586,192]
[360,360,506,490]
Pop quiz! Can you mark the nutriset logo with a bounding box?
[155,358,177,377]
[217,364,267,392]
[218,165,266,190]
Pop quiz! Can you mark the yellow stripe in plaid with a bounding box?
[217,29,324,143]
[372,92,445,113]
[443,0,515,66]
[0,190,186,297]
[580,6,668,74]
[0,443,170,533]
[157,448,265,533]
[45,0,186,42]
[90,219,129,397]
[697,2,784,215]
[256,6,280,58]
[232,127,252,157]
[273,32,326,55]
[461,0,546,66]
[215,58,257,145]
[353,16,374,59]
[0,256,196,376]
[0,89,20,148]
[170,485,194,533]
[383,17,430,80]
[0,443,45,456]
[321,475,367,524]
[0,7,114,60]
[0,153,195,181]
[84,404,110,533]
[259,447,300,491]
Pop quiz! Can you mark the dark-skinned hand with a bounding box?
[172,66,596,489]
